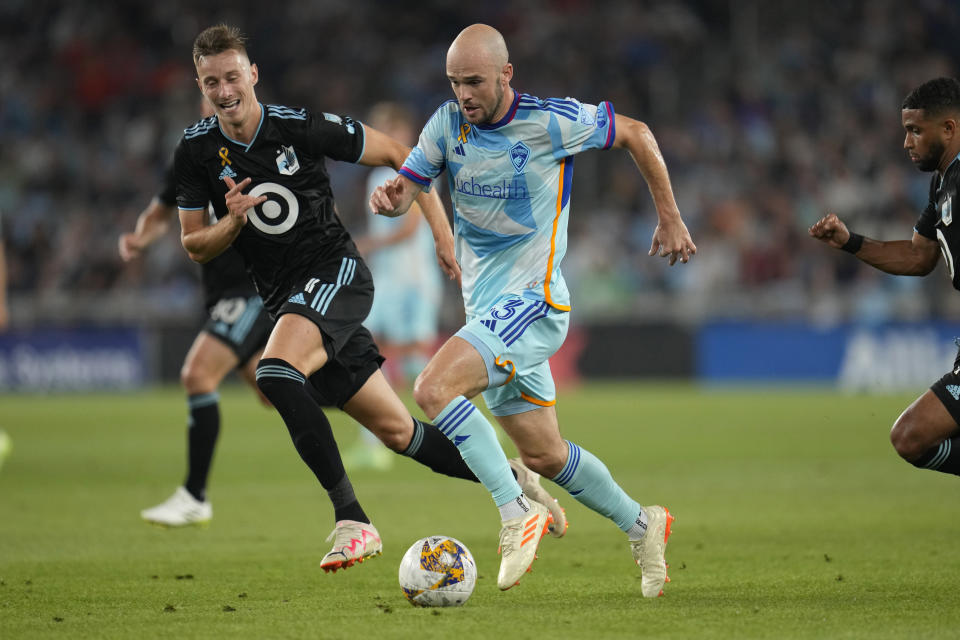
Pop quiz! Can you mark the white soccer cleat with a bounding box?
[509,458,567,538]
[629,505,675,598]
[320,520,383,573]
[140,487,212,528]
[497,500,551,590]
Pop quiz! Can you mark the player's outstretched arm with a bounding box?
[118,198,176,262]
[359,125,425,217]
[180,176,263,263]
[809,212,940,276]
[359,123,458,282]
[612,114,696,266]
[369,174,421,218]
[415,187,461,286]
[357,125,411,171]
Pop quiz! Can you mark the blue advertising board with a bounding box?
[697,321,960,389]
[0,327,146,391]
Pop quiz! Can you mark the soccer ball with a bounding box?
[398,536,477,607]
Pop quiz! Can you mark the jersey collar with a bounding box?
[218,102,265,152]
[476,90,520,130]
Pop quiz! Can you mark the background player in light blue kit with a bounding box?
[371,23,696,596]
[347,102,444,471]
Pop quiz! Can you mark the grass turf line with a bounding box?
[0,383,957,639]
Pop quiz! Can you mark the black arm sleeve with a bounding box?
[305,111,366,164]
[174,137,212,211]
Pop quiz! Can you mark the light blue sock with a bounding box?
[434,396,522,508]
[551,440,642,532]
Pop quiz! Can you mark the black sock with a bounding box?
[256,358,368,523]
[402,417,482,483]
[911,437,960,476]
[326,474,365,523]
[183,392,220,502]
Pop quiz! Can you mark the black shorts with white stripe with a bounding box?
[275,253,377,360]
[202,294,274,364]
[931,346,960,426]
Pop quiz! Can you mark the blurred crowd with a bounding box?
[2,0,959,327]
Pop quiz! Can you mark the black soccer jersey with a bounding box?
[174,104,366,313]
[160,160,257,310]
[915,154,960,291]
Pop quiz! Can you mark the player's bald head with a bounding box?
[447,24,509,72]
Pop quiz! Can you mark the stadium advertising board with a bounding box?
[0,327,146,391]
[698,321,960,389]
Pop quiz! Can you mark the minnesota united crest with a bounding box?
[277,145,300,176]
[509,141,531,174]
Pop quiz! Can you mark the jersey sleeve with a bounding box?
[914,174,940,240]
[157,157,178,208]
[399,104,449,189]
[174,137,211,211]
[305,111,365,163]
[548,98,617,160]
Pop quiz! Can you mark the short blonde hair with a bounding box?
[192,24,248,66]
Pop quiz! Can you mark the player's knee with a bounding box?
[890,415,927,461]
[180,362,214,395]
[412,373,445,417]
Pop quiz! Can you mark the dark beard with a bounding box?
[917,140,945,172]
[480,84,505,125]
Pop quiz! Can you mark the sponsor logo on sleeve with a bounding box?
[579,106,596,126]
[595,104,608,130]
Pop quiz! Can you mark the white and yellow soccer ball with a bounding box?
[398,535,477,607]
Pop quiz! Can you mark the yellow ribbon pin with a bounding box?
[457,124,471,144]
[218,147,231,166]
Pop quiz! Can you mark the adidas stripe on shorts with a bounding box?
[931,345,960,425]
[275,253,384,407]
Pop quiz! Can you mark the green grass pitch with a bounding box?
[1,382,958,639]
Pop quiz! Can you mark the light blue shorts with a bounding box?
[365,282,440,344]
[456,293,569,416]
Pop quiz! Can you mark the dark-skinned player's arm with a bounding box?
[179,176,265,264]
[809,213,940,276]
[360,125,460,286]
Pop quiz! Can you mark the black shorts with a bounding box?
[931,347,960,425]
[274,255,374,359]
[276,254,384,408]
[202,294,274,364]
[307,324,384,408]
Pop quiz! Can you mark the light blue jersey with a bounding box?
[364,166,442,343]
[400,91,616,317]
[365,166,441,290]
